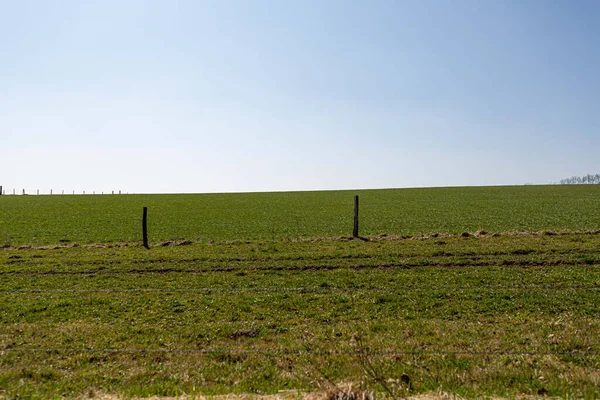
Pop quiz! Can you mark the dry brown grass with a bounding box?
[66,389,562,400]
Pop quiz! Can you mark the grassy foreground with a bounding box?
[2,185,600,246]
[1,232,599,398]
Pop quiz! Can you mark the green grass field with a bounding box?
[1,186,600,398]
[2,185,600,247]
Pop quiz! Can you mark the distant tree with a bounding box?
[559,174,600,184]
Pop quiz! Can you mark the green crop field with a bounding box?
[2,185,600,247]
[1,186,600,399]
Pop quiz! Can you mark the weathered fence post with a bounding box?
[142,207,149,249]
[0,186,2,195]
[353,195,359,238]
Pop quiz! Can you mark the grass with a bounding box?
[2,185,600,246]
[1,185,600,398]
[1,233,600,398]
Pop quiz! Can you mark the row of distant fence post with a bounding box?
[139,195,361,250]
[0,186,122,195]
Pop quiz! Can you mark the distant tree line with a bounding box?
[559,174,600,184]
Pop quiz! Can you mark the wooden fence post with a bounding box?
[142,207,150,249]
[353,195,359,238]
[0,186,2,195]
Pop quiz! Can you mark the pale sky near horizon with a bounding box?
[2,0,599,194]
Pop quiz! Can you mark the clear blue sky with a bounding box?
[2,0,599,194]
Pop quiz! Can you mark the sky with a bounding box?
[1,0,599,194]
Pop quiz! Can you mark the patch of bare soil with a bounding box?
[4,228,600,252]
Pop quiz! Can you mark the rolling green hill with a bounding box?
[1,185,600,246]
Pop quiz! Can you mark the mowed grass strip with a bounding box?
[1,234,599,398]
[2,185,600,246]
